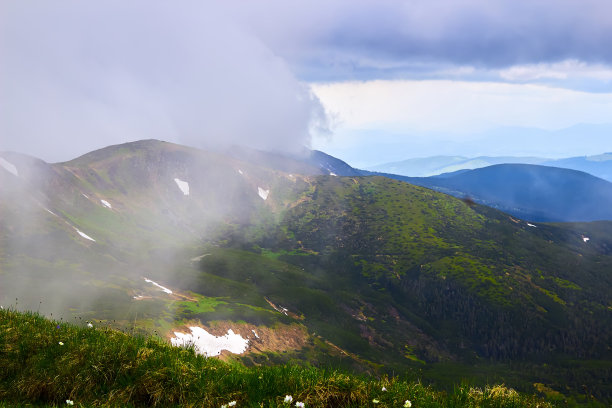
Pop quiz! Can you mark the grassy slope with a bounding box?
[2,143,611,404]
[148,175,611,402]
[0,308,560,408]
[233,176,612,401]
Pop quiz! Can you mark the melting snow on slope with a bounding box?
[329,172,337,176]
[527,223,537,228]
[75,228,95,242]
[100,199,112,209]
[171,326,249,357]
[238,169,244,175]
[582,236,590,242]
[82,193,89,199]
[252,329,259,339]
[0,158,18,176]
[258,187,269,200]
[144,278,173,294]
[174,178,190,195]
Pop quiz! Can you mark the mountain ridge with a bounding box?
[367,152,612,182]
[1,139,611,402]
[381,163,612,222]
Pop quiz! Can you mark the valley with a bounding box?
[1,140,611,405]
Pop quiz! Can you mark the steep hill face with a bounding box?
[1,140,611,400]
[256,177,611,360]
[385,164,612,222]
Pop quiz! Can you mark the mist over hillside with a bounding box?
[1,140,611,403]
[3,1,612,406]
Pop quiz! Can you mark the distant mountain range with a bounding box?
[546,153,612,182]
[372,164,612,222]
[367,155,546,177]
[368,153,612,182]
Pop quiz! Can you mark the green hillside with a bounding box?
[227,175,612,401]
[1,141,611,404]
[0,308,559,407]
[262,175,611,361]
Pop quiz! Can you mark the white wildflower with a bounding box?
[228,402,237,407]
[87,322,93,328]
[404,400,412,407]
[284,395,293,403]
[295,402,305,408]
[373,399,380,404]
[66,400,74,406]
[382,386,387,391]
[58,342,64,346]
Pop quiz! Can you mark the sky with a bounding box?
[1,0,612,166]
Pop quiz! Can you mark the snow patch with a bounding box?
[171,326,249,357]
[527,223,537,228]
[174,178,190,195]
[251,329,259,339]
[329,172,337,176]
[44,208,57,217]
[190,253,211,262]
[82,193,89,199]
[582,236,590,242]
[238,169,244,175]
[258,187,269,200]
[0,158,18,176]
[100,199,112,209]
[75,228,95,242]
[144,278,173,294]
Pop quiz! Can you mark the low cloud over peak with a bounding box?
[0,1,328,162]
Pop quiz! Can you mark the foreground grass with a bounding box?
[1,309,555,407]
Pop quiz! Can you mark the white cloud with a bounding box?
[311,80,612,134]
[499,60,612,82]
[0,1,328,161]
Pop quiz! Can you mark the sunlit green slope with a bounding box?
[1,140,610,403]
[0,308,560,407]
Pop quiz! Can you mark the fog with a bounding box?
[0,1,332,327]
[0,141,309,326]
[0,1,328,162]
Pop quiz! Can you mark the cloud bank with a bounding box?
[233,0,612,81]
[0,1,328,162]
